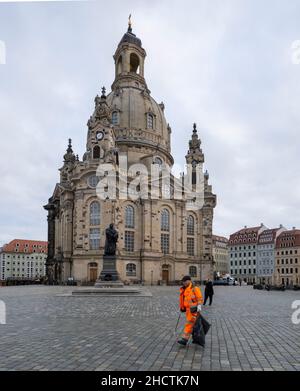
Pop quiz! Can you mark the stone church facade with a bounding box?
[44,24,216,285]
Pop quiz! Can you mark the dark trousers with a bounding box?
[204,293,213,306]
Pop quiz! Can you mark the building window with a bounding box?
[154,156,163,166]
[161,209,170,254]
[125,205,135,228]
[187,215,195,236]
[161,209,170,232]
[126,263,137,277]
[88,175,99,188]
[93,145,100,159]
[130,53,140,73]
[189,266,197,277]
[90,201,100,226]
[147,113,154,129]
[125,231,134,252]
[161,234,170,254]
[187,238,195,256]
[112,111,119,125]
[89,228,100,250]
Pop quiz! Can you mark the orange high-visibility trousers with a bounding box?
[181,310,198,340]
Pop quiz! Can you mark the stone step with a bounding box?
[71,288,152,297]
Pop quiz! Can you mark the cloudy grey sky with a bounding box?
[0,0,299,246]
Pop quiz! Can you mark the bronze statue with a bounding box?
[104,223,118,256]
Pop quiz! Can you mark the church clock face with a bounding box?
[96,131,104,141]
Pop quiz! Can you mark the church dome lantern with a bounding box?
[112,15,147,87]
[96,16,173,165]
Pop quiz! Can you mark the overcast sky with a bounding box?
[0,0,299,246]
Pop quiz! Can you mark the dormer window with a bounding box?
[112,111,119,125]
[147,113,154,129]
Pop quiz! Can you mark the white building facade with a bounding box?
[229,224,268,284]
[0,240,47,281]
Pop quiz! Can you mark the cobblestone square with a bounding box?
[0,285,299,371]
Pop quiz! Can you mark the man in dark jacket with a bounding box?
[203,279,214,306]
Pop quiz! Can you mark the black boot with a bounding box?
[177,338,188,346]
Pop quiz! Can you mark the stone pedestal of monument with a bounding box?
[71,254,151,296]
[94,255,124,288]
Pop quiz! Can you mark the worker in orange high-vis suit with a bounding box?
[178,275,203,346]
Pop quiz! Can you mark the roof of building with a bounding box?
[2,239,48,254]
[212,235,228,244]
[275,229,300,248]
[257,228,283,245]
[119,27,142,48]
[229,224,269,245]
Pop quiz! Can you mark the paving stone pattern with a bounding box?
[0,285,299,371]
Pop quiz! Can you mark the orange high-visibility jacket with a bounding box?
[180,282,203,311]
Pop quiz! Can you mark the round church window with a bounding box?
[88,175,99,188]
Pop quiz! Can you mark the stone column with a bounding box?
[44,201,58,284]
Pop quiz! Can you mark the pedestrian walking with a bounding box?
[177,275,203,346]
[203,279,214,306]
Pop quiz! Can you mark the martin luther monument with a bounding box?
[97,223,120,283]
[104,224,118,256]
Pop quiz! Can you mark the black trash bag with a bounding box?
[192,314,211,347]
[200,314,211,335]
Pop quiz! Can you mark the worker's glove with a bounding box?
[180,308,186,313]
[197,305,202,312]
[190,306,197,313]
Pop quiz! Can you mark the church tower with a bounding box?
[44,21,216,285]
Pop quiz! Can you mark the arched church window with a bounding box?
[93,145,100,159]
[124,231,134,252]
[189,266,197,277]
[161,209,170,254]
[125,205,135,228]
[112,111,119,125]
[125,205,135,252]
[130,53,140,73]
[161,209,170,232]
[147,113,154,129]
[89,228,100,250]
[187,215,195,236]
[126,263,136,276]
[187,215,195,256]
[90,201,100,226]
[187,238,195,256]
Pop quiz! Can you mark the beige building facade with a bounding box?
[44,24,216,285]
[274,229,300,286]
[212,235,229,278]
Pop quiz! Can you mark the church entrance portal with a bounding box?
[88,263,98,283]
